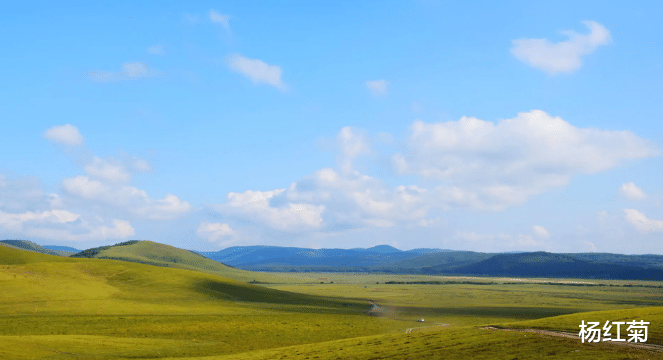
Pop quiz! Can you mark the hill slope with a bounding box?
[70,240,315,283]
[0,245,397,359]
[1,244,661,359]
[445,252,663,280]
[0,239,72,256]
[71,240,249,276]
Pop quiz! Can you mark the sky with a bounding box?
[1,1,662,254]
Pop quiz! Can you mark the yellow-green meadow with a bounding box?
[1,242,661,359]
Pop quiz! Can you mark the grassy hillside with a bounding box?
[505,306,663,345]
[0,240,71,257]
[162,320,661,359]
[0,245,401,359]
[2,243,662,359]
[70,240,315,284]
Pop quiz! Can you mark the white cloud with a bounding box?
[147,45,164,55]
[393,110,659,210]
[87,62,159,82]
[216,189,325,232]
[337,127,370,173]
[209,10,230,31]
[99,219,135,239]
[62,176,191,220]
[533,225,551,238]
[511,21,612,74]
[0,209,79,231]
[585,241,598,252]
[23,218,135,242]
[226,54,286,90]
[197,222,235,244]
[84,157,130,183]
[143,194,192,219]
[365,80,389,97]
[212,165,429,234]
[619,182,646,200]
[44,124,84,146]
[624,209,663,233]
[62,176,107,199]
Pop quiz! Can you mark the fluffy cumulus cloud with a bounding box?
[365,80,389,97]
[207,117,659,240]
[211,167,430,235]
[214,189,325,232]
[62,176,191,220]
[226,54,286,90]
[84,157,130,183]
[0,125,189,245]
[624,209,663,233]
[619,182,646,200]
[0,209,79,232]
[87,62,160,82]
[0,204,134,242]
[209,10,230,31]
[44,124,84,146]
[197,222,235,245]
[533,225,551,238]
[393,110,659,210]
[337,127,370,173]
[24,219,135,242]
[511,21,612,74]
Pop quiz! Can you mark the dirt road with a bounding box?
[405,323,450,334]
[480,326,663,353]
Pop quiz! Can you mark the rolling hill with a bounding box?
[13,238,662,280]
[2,242,662,359]
[69,239,317,284]
[0,239,73,256]
[442,252,663,280]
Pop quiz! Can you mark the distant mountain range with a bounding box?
[197,245,454,270]
[3,239,663,281]
[42,245,81,252]
[196,245,663,280]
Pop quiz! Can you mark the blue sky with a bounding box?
[1,1,662,253]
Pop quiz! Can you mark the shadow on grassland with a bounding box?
[192,279,369,313]
[375,304,585,321]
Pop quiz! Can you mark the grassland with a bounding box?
[1,243,662,359]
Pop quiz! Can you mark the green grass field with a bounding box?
[1,243,662,359]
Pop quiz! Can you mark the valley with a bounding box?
[1,240,661,359]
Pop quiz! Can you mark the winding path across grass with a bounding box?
[405,323,450,334]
